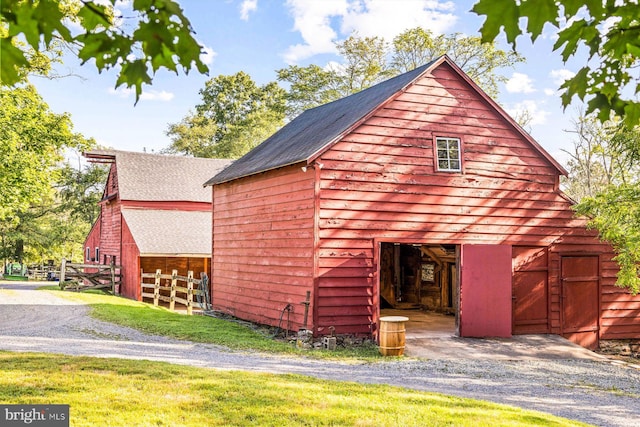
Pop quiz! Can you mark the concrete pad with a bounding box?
[381,309,607,361]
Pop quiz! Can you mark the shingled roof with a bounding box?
[121,209,211,256]
[85,150,232,202]
[204,60,436,185]
[205,55,566,186]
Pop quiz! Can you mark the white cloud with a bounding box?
[505,72,535,94]
[108,87,174,101]
[282,0,457,64]
[240,0,258,20]
[549,68,575,85]
[340,0,457,41]
[506,100,550,126]
[200,45,216,65]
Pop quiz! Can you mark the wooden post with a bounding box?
[154,269,161,306]
[187,271,194,315]
[170,269,178,311]
[59,258,66,289]
[110,259,116,294]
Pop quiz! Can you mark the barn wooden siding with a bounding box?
[99,163,122,266]
[212,165,316,328]
[121,218,140,299]
[83,217,101,263]
[313,63,632,337]
[211,61,640,339]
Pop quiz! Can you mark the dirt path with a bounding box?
[1,281,639,427]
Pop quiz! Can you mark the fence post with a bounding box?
[187,271,194,315]
[110,259,116,294]
[154,269,161,306]
[59,258,66,289]
[170,269,178,311]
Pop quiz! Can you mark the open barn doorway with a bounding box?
[379,242,458,337]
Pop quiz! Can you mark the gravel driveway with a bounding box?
[1,281,639,427]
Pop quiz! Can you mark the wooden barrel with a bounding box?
[379,316,409,356]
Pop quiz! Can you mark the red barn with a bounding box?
[205,56,640,350]
[84,150,231,300]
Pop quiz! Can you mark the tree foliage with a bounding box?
[472,0,640,128]
[0,85,102,265]
[575,183,640,294]
[562,114,640,201]
[165,72,286,158]
[564,119,640,293]
[1,0,208,101]
[391,28,523,98]
[0,84,91,222]
[278,28,522,117]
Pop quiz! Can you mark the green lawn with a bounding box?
[44,288,380,359]
[0,352,591,427]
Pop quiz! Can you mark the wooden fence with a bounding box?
[59,258,121,293]
[140,269,209,315]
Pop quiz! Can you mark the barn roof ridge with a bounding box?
[205,54,566,185]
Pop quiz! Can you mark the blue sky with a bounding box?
[33,0,585,165]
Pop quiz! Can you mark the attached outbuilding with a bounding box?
[84,150,231,299]
[205,55,640,350]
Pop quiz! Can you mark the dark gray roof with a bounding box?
[205,60,437,185]
[86,150,232,201]
[121,209,211,256]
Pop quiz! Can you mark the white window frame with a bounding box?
[435,137,462,172]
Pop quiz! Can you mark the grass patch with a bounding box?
[0,352,591,427]
[43,288,380,359]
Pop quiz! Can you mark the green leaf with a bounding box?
[561,0,588,17]
[554,19,596,61]
[32,0,72,45]
[520,0,558,42]
[587,93,613,122]
[116,59,152,104]
[472,0,521,46]
[623,102,640,130]
[0,39,30,86]
[559,66,589,107]
[77,2,111,31]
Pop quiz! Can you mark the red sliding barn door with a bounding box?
[561,255,600,349]
[459,244,512,338]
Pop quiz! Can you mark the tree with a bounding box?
[0,85,97,265]
[0,84,91,223]
[278,27,523,117]
[1,0,208,102]
[391,28,523,98]
[472,0,640,128]
[561,114,639,201]
[165,72,286,158]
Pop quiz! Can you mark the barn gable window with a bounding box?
[435,137,462,172]
[95,247,100,263]
[86,247,91,261]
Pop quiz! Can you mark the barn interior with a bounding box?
[379,242,458,333]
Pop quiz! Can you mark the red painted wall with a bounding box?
[83,216,101,264]
[212,165,316,330]
[120,218,140,300]
[459,244,512,337]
